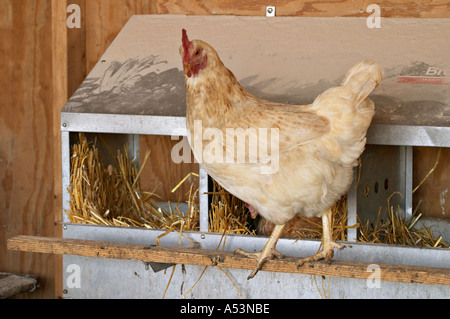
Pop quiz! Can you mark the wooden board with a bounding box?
[0,272,39,299]
[140,135,199,202]
[8,235,450,286]
[0,0,59,299]
[414,147,450,218]
[155,0,450,18]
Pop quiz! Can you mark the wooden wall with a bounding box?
[0,0,448,299]
[1,0,59,299]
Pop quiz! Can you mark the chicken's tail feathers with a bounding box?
[341,61,383,107]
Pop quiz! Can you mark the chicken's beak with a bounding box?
[183,62,193,78]
[184,63,192,74]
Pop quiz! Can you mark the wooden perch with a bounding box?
[7,235,450,286]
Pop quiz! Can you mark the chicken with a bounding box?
[180,29,382,279]
[257,214,322,239]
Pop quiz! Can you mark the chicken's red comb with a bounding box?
[182,29,192,64]
[182,29,190,48]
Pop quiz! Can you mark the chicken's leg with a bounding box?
[297,208,344,267]
[235,224,285,279]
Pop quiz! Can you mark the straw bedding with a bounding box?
[66,134,448,248]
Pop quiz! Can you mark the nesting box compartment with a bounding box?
[59,15,450,298]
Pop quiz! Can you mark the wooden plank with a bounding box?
[0,273,39,299]
[140,135,199,202]
[8,235,450,286]
[67,0,87,97]
[155,0,450,18]
[85,0,156,73]
[413,147,450,219]
[52,0,69,299]
[0,0,56,299]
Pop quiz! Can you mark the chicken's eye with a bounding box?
[195,50,199,55]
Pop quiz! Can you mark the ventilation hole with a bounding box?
[384,178,389,190]
[364,185,370,197]
[374,181,379,194]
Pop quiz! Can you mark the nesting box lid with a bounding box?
[61,15,450,145]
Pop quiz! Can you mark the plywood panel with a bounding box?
[155,0,450,18]
[0,0,57,299]
[85,0,156,72]
[52,0,69,298]
[414,147,450,219]
[67,0,86,96]
[140,135,199,202]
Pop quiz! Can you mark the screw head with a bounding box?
[62,122,67,128]
[266,6,275,17]
[200,234,206,239]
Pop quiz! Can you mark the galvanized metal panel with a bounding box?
[61,112,186,136]
[62,255,450,299]
[366,124,450,147]
[61,113,450,147]
[61,131,71,224]
[199,166,209,232]
[346,168,359,242]
[356,145,414,225]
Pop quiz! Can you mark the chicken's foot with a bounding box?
[297,208,344,267]
[235,224,285,280]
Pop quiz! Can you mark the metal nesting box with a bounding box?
[60,15,450,298]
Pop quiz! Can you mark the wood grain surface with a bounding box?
[1,0,56,299]
[8,235,450,286]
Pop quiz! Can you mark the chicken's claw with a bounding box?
[297,208,345,268]
[297,241,345,268]
[235,248,284,280]
[235,224,285,280]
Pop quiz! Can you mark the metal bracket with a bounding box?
[145,261,174,273]
[145,242,201,273]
